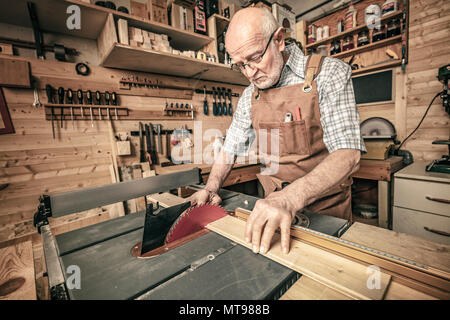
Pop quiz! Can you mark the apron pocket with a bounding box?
[259,121,311,157]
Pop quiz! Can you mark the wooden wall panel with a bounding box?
[403,0,450,160]
[0,55,244,250]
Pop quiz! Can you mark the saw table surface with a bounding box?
[55,191,350,300]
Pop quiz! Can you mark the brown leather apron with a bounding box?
[250,54,352,220]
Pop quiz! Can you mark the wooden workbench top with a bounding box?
[352,156,405,181]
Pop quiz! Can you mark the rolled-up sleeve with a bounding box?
[318,58,366,154]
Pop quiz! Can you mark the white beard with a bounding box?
[252,50,284,89]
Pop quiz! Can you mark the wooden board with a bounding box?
[207,216,391,300]
[281,276,437,300]
[280,275,352,300]
[147,192,185,208]
[342,222,450,273]
[0,240,36,300]
[0,58,30,88]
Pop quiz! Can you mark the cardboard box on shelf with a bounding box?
[148,0,169,24]
[131,0,148,19]
[272,3,296,40]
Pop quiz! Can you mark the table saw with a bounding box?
[33,168,350,300]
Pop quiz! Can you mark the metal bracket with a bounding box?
[33,195,52,233]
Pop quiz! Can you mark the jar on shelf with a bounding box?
[357,29,370,46]
[342,35,354,51]
[387,18,401,37]
[317,27,323,41]
[323,25,330,38]
[317,45,328,56]
[330,39,341,55]
[372,24,386,42]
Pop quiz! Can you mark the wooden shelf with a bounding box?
[332,35,402,59]
[100,43,249,86]
[352,60,401,76]
[0,0,213,51]
[306,10,403,49]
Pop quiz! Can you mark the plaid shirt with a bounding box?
[223,43,366,156]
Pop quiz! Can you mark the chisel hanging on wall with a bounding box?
[57,87,64,128]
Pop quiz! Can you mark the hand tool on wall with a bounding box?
[145,124,153,166]
[149,123,157,164]
[139,122,146,163]
[217,87,222,115]
[57,87,64,128]
[66,88,74,129]
[95,90,102,120]
[111,91,118,120]
[105,91,111,120]
[203,86,208,115]
[27,2,44,59]
[86,90,94,128]
[77,89,84,118]
[227,89,232,116]
[221,87,227,116]
[156,124,162,154]
[45,84,56,138]
[212,87,217,116]
[32,83,42,108]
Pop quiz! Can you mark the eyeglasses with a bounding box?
[231,30,277,72]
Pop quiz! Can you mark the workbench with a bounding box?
[352,156,405,229]
[155,162,262,188]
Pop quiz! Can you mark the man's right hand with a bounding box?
[186,188,222,207]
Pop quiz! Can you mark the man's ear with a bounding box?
[274,27,285,52]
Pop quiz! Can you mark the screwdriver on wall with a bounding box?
[77,89,84,118]
[221,87,227,116]
[66,88,74,129]
[57,87,64,128]
[105,91,110,120]
[227,89,232,116]
[212,87,217,116]
[111,92,118,120]
[203,86,208,115]
[217,87,222,115]
[86,90,94,127]
[45,84,55,138]
[95,90,102,120]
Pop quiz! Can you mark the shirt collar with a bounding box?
[283,43,307,79]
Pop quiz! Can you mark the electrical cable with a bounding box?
[397,91,442,150]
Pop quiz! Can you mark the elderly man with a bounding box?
[188,7,366,254]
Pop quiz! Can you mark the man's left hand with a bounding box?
[245,190,301,255]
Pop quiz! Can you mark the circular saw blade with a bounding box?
[360,117,397,139]
[164,204,228,244]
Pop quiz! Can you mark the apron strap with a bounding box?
[302,54,324,92]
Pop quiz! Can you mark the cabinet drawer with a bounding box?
[393,207,450,245]
[394,178,450,217]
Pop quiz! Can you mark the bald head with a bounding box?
[225,7,279,56]
[225,7,285,89]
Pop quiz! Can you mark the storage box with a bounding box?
[117,141,131,156]
[170,3,194,31]
[147,0,168,24]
